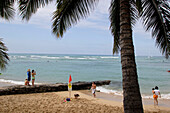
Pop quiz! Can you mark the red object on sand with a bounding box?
[69,75,72,83]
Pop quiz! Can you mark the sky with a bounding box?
[0,0,163,56]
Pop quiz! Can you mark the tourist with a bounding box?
[27,69,31,86]
[153,86,161,106]
[91,82,96,97]
[32,70,36,86]
[25,79,28,85]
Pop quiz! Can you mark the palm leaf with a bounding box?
[135,0,142,15]
[0,39,9,70]
[0,0,15,20]
[109,0,120,54]
[52,0,99,37]
[109,0,140,54]
[130,0,140,26]
[18,0,53,21]
[142,0,170,57]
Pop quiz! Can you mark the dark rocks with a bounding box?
[0,80,110,96]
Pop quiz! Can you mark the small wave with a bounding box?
[97,86,170,99]
[9,55,27,59]
[63,56,75,59]
[76,57,96,60]
[142,94,170,99]
[0,79,41,85]
[77,58,88,60]
[30,55,60,59]
[100,56,119,59]
[88,58,97,60]
[19,56,27,58]
[96,86,122,96]
[0,79,24,85]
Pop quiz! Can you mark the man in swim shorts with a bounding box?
[91,82,96,97]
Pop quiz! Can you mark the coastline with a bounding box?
[0,90,170,113]
[81,90,170,108]
[0,82,170,108]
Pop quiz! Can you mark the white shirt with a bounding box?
[154,89,160,95]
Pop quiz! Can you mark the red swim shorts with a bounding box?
[153,94,158,99]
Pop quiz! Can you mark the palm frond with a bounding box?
[109,0,140,55]
[135,0,142,15]
[0,0,15,20]
[18,0,53,21]
[52,0,99,38]
[130,0,140,27]
[142,0,170,57]
[0,39,9,70]
[109,0,120,54]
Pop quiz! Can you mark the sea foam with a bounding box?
[97,86,170,99]
[0,79,41,85]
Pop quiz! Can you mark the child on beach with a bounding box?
[152,86,161,106]
[25,79,28,85]
[152,88,155,94]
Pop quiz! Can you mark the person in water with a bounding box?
[91,82,96,97]
[27,69,31,86]
[32,70,36,86]
[152,86,161,106]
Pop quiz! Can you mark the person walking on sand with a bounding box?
[152,86,161,106]
[27,69,31,86]
[91,82,96,97]
[32,70,36,86]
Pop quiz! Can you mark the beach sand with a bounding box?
[0,90,170,113]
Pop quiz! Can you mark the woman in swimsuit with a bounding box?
[32,70,36,86]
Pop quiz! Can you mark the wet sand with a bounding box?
[81,90,170,108]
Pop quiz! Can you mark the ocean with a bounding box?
[0,53,170,99]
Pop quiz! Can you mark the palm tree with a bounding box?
[1,0,170,112]
[0,0,14,70]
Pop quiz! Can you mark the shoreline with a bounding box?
[0,82,170,100]
[80,90,170,108]
[0,90,170,113]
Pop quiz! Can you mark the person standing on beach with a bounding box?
[32,70,36,86]
[91,82,96,97]
[27,69,31,86]
[152,86,161,106]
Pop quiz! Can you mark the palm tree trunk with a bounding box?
[119,0,143,113]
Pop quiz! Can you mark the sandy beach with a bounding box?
[0,90,170,113]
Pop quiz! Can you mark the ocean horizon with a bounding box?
[0,53,170,99]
